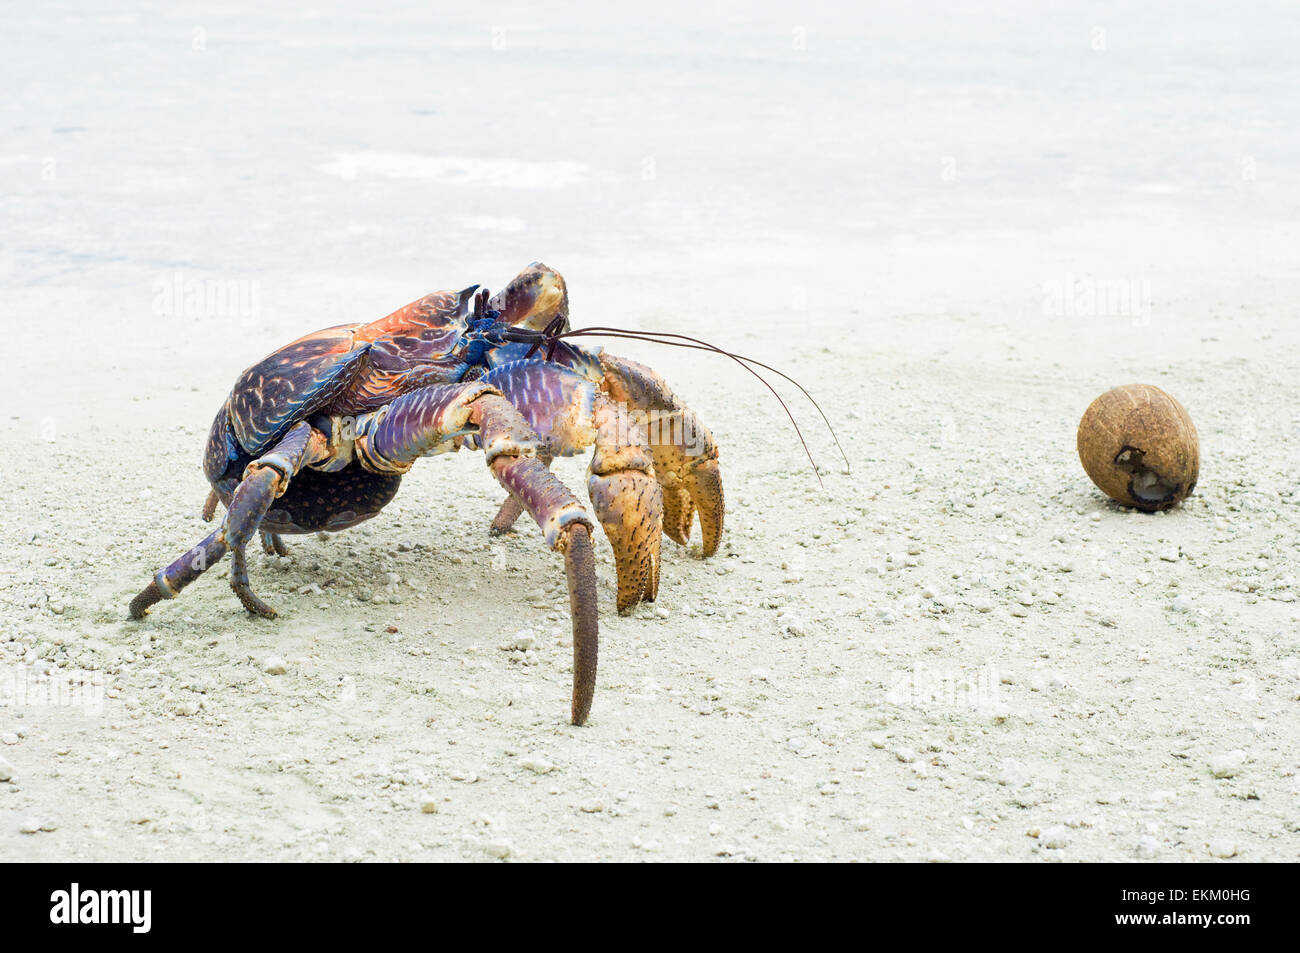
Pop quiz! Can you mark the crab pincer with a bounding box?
[597,353,724,557]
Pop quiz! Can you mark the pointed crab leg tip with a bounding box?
[488,493,526,536]
[564,523,598,727]
[128,582,164,620]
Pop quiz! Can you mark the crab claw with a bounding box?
[586,395,663,613]
[598,353,725,557]
[589,468,662,613]
[650,435,724,557]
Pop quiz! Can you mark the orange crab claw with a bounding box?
[649,437,724,557]
[586,396,663,613]
[597,353,725,558]
[589,469,662,613]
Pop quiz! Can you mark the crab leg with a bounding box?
[481,360,664,613]
[359,381,601,725]
[204,488,294,554]
[260,532,291,556]
[128,421,326,619]
[127,529,229,620]
[489,493,526,535]
[598,352,724,556]
[489,454,552,536]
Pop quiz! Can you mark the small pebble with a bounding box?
[501,630,537,652]
[998,760,1031,788]
[263,656,288,675]
[1207,840,1238,859]
[1039,825,1069,849]
[0,756,13,782]
[1135,836,1160,859]
[1208,750,1246,779]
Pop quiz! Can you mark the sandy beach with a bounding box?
[1,1,1297,861]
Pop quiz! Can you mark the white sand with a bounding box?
[1,1,1297,861]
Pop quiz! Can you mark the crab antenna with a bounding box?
[557,327,836,487]
[574,328,852,474]
[518,315,567,360]
[543,314,566,362]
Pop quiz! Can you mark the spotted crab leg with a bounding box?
[357,380,601,725]
[202,488,287,554]
[489,454,552,536]
[260,532,291,556]
[129,421,326,620]
[481,360,664,614]
[128,529,229,620]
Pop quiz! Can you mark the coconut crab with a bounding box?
[128,264,727,725]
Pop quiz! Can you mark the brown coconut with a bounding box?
[1077,384,1199,511]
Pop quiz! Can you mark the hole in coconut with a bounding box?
[1113,446,1180,504]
